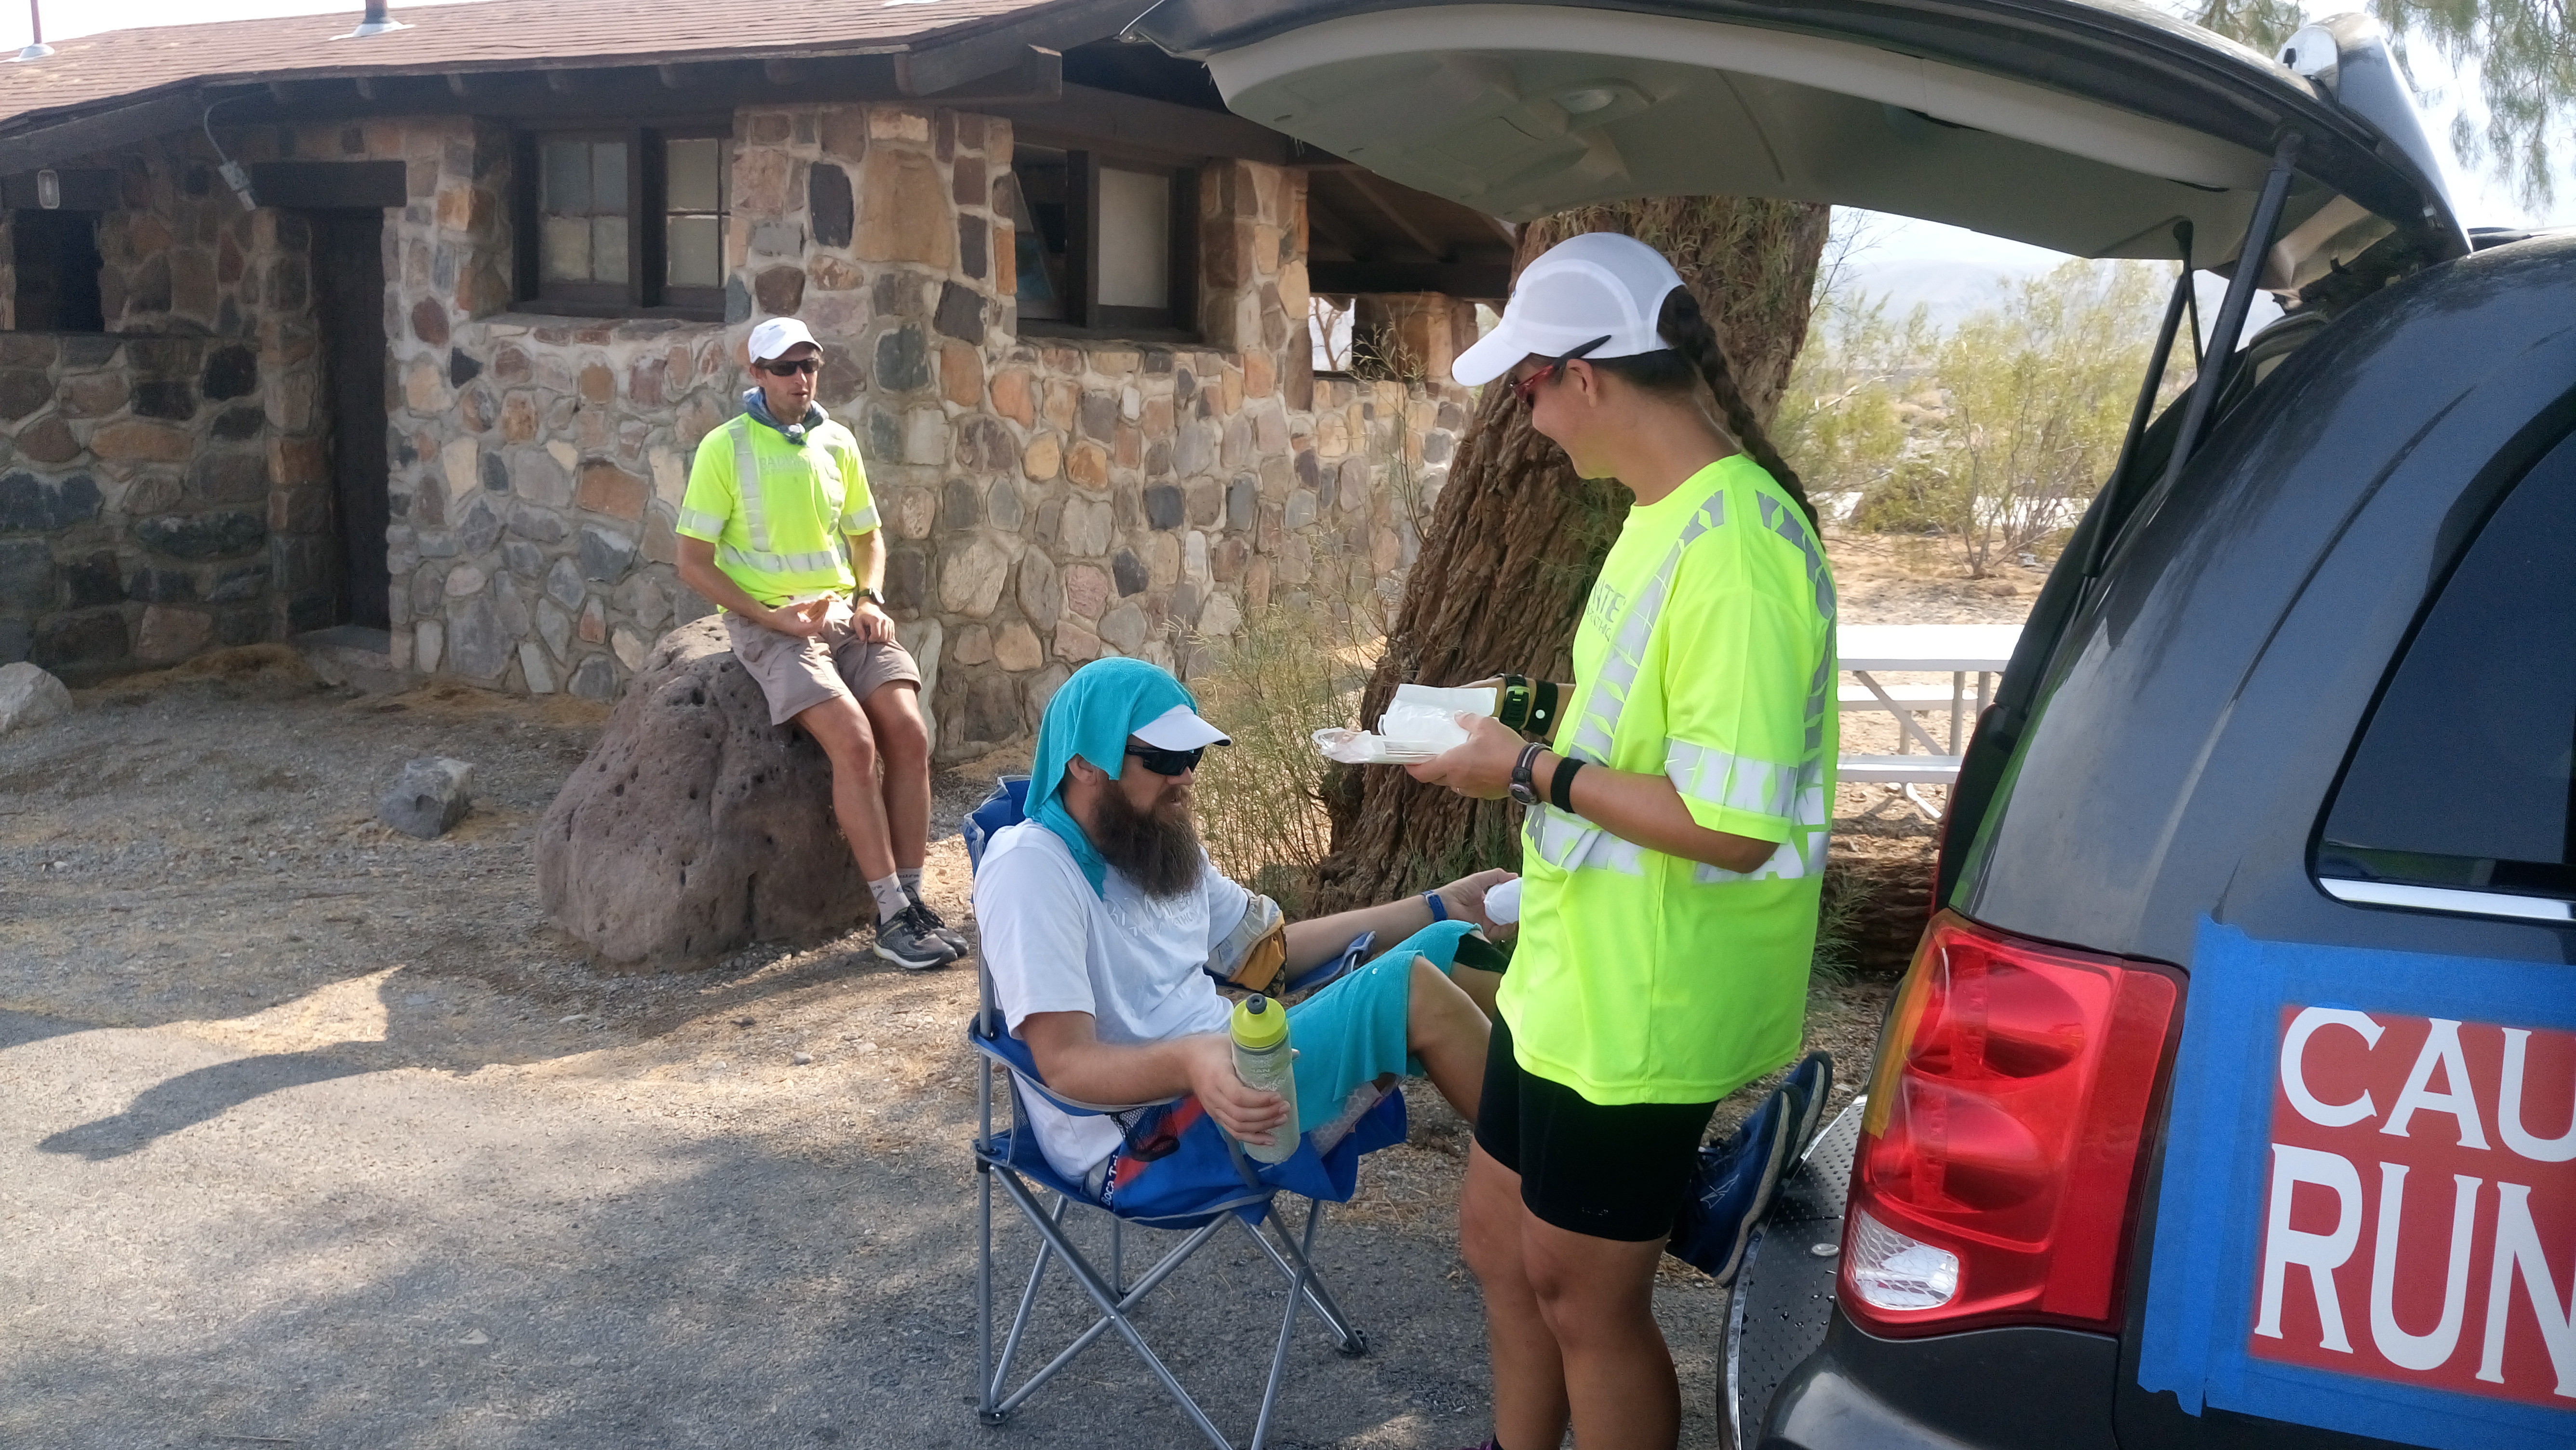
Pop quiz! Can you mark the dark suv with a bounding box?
[1136,4,2575,1447]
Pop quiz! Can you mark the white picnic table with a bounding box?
[1836,623,2021,816]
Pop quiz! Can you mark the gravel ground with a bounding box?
[0,546,2021,1449]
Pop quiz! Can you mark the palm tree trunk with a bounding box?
[1309,196,1831,914]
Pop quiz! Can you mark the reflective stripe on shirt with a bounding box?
[1535,497,1723,874]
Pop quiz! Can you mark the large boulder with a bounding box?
[537,616,867,967]
[0,662,71,736]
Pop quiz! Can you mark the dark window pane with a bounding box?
[543,139,590,214]
[592,142,629,213]
[666,138,721,214]
[1012,147,1070,315]
[2321,431,2576,896]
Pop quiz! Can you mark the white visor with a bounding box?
[1133,703,1231,751]
[1451,232,1685,387]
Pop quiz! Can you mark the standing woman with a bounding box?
[1410,233,1837,1450]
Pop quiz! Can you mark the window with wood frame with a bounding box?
[1006,144,1195,336]
[516,126,729,317]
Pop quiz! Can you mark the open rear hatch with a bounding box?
[1133,0,2473,900]
[1130,0,2464,274]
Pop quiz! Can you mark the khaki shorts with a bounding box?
[723,608,923,726]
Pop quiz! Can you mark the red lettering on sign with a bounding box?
[2251,1007,2576,1405]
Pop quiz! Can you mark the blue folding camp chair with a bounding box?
[963,776,1407,1450]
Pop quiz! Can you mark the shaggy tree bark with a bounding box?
[1309,196,1831,914]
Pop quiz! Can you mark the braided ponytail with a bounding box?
[1592,290,1819,531]
[1656,289,1819,533]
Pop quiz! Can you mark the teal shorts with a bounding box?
[1284,921,1476,1146]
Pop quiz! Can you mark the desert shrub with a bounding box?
[1185,586,1382,916]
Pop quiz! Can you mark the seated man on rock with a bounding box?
[676,317,964,970]
[975,656,1507,1199]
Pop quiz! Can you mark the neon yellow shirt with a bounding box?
[1501,455,1838,1105]
[675,411,880,606]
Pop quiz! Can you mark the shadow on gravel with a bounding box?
[0,1126,1504,1450]
[26,941,915,1162]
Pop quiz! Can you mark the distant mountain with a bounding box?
[1829,258,2040,328]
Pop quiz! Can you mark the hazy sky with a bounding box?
[6,0,2562,272]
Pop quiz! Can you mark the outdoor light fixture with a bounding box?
[1555,86,1619,115]
[201,98,260,212]
[35,168,58,209]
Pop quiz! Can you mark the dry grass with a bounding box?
[1185,594,1383,914]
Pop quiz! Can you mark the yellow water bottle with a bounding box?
[1228,994,1299,1164]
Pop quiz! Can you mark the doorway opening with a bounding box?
[308,211,390,631]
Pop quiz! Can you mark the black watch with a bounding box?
[1507,742,1547,806]
[855,587,885,608]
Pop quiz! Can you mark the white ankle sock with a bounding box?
[898,866,923,899]
[869,874,910,922]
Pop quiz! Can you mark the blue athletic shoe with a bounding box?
[1783,1050,1834,1160]
[1668,1075,1808,1285]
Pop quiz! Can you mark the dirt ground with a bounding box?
[0,539,2032,1450]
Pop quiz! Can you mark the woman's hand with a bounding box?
[1433,867,1519,936]
[1182,1033,1292,1147]
[1407,713,1531,799]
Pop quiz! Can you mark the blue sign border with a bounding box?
[2136,919,2576,1448]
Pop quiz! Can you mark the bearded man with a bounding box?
[975,657,1505,1202]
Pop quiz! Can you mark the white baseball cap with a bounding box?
[1451,232,1685,387]
[1132,703,1231,751]
[747,317,819,364]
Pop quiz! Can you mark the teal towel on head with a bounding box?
[1027,657,1203,897]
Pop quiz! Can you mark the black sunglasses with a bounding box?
[757,358,822,376]
[1507,335,1613,406]
[1126,743,1209,777]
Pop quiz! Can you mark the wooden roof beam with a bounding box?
[1346,170,1450,263]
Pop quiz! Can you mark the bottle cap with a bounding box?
[1230,994,1288,1049]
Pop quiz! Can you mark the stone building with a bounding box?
[0,0,1508,757]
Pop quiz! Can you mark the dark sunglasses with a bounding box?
[1507,335,1612,406]
[1126,744,1208,777]
[756,358,822,376]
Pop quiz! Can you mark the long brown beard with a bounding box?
[1093,781,1205,900]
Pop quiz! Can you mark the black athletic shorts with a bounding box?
[1473,1012,1719,1242]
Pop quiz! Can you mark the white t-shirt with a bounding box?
[974,819,1253,1181]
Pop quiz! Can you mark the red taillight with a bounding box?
[1841,911,2180,1337]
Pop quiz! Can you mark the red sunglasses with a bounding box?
[1508,335,1612,406]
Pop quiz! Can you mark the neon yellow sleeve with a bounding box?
[1657,529,1814,844]
[835,437,880,536]
[676,427,736,544]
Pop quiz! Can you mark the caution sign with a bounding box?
[2253,1007,2576,1406]
[2137,921,2576,1450]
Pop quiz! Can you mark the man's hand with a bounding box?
[1407,712,1530,799]
[1181,1033,1292,1147]
[1432,867,1519,937]
[765,597,834,639]
[850,598,896,644]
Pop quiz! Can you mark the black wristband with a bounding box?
[1549,754,1583,812]
[1526,679,1560,737]
[1498,674,1532,731]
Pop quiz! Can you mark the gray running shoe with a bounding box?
[873,904,960,970]
[906,888,971,956]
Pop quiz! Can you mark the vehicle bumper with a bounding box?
[1760,1313,2125,1450]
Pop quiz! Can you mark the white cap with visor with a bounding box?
[747,317,819,365]
[1452,232,1686,387]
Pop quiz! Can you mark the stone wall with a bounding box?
[0,102,1471,759]
[0,141,329,679]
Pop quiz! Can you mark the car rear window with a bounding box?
[2317,431,2575,906]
